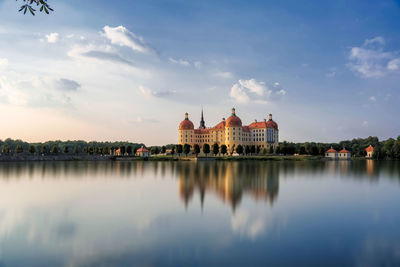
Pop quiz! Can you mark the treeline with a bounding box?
[0,139,145,156]
[276,136,400,159]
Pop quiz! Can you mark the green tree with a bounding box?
[176,144,183,156]
[202,144,210,157]
[51,145,58,154]
[102,146,109,155]
[250,145,256,155]
[133,146,138,156]
[256,145,261,154]
[236,144,243,155]
[120,146,126,155]
[183,144,191,156]
[193,144,200,157]
[161,146,167,154]
[268,146,273,154]
[41,145,48,155]
[221,144,227,156]
[299,146,306,155]
[63,146,69,154]
[126,145,132,155]
[392,141,400,159]
[245,145,251,155]
[73,145,79,154]
[212,143,219,156]
[17,0,53,15]
[1,145,10,155]
[275,146,280,155]
[28,145,36,154]
[171,146,175,156]
[15,144,23,154]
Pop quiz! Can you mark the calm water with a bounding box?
[0,160,399,266]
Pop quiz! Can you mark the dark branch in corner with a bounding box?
[17,0,53,15]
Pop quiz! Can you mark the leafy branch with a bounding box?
[17,0,53,15]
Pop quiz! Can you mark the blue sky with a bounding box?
[0,0,399,145]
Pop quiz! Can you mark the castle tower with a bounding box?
[199,108,206,129]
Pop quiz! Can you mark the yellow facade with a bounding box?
[178,108,279,153]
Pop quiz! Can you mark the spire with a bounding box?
[199,107,206,129]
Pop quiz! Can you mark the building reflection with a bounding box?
[177,162,280,210]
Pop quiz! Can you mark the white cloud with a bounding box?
[45,32,59,43]
[139,85,176,99]
[362,120,369,127]
[194,61,202,69]
[214,71,233,79]
[56,78,81,92]
[369,96,376,101]
[102,25,152,54]
[387,58,400,70]
[230,78,286,103]
[168,57,190,66]
[0,58,8,69]
[347,36,400,78]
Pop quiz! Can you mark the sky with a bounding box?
[0,0,399,145]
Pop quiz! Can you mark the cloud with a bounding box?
[81,50,135,67]
[214,71,233,79]
[347,36,400,78]
[56,79,81,92]
[168,57,190,66]
[139,85,176,99]
[362,120,368,127]
[102,25,152,54]
[230,79,286,103]
[45,33,59,43]
[369,96,376,101]
[0,58,8,69]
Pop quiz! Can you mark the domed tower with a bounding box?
[179,112,194,145]
[225,108,243,153]
[266,113,279,148]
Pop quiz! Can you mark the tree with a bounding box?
[236,144,243,155]
[171,146,175,156]
[73,145,79,154]
[102,146,109,155]
[41,145,48,155]
[51,145,58,154]
[15,145,23,154]
[256,145,261,154]
[299,146,306,155]
[161,146,167,154]
[212,143,219,156]
[202,144,210,157]
[126,145,132,155]
[268,146,274,154]
[63,146,69,154]
[193,144,200,157]
[250,145,256,155]
[275,146,280,155]
[392,141,400,159]
[176,144,183,156]
[133,146,138,156]
[28,145,36,154]
[183,144,191,156]
[120,146,126,155]
[221,145,227,156]
[17,0,53,15]
[245,145,250,155]
[262,148,267,155]
[1,145,10,155]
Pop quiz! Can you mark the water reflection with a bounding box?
[177,162,279,210]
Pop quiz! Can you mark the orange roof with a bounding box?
[179,119,194,130]
[242,126,250,132]
[339,148,350,153]
[137,146,149,152]
[248,121,268,129]
[326,147,337,153]
[365,145,374,152]
[226,115,242,127]
[194,128,210,134]
[211,120,226,130]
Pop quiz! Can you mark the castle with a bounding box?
[178,108,279,153]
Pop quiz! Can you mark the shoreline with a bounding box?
[0,154,382,162]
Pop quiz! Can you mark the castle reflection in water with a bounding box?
[177,162,279,210]
[0,159,399,210]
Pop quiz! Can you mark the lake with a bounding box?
[0,160,399,266]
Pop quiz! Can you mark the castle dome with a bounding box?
[226,108,242,127]
[179,113,194,130]
[266,114,278,130]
